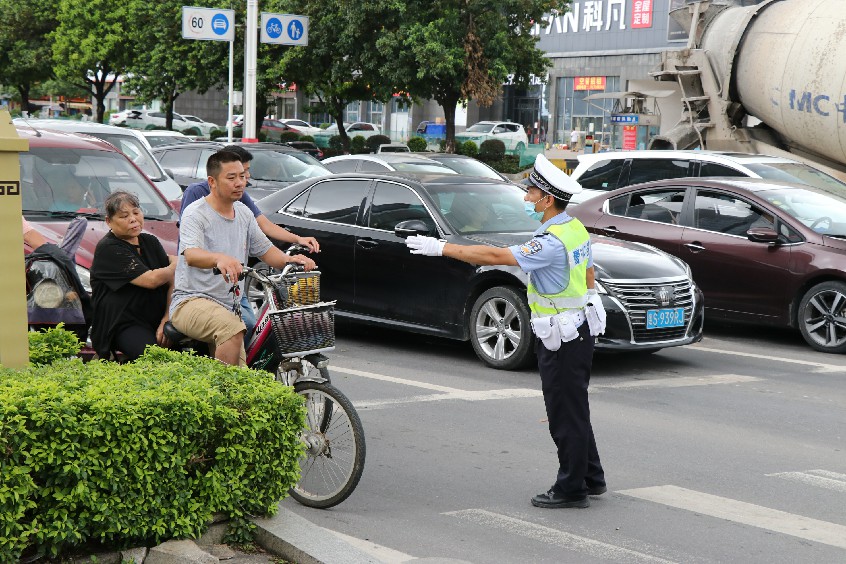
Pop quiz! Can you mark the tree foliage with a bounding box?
[376,0,567,151]
[123,0,229,130]
[51,0,137,122]
[0,0,59,112]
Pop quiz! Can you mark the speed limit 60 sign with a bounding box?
[182,6,235,42]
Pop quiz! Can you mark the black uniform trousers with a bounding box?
[535,320,605,497]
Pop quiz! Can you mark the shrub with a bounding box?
[461,140,479,158]
[407,137,428,152]
[366,135,391,153]
[144,124,166,130]
[299,135,315,143]
[327,135,344,152]
[28,323,82,366]
[438,139,447,152]
[321,148,343,158]
[279,131,300,142]
[182,126,202,136]
[479,139,506,161]
[209,128,227,140]
[487,154,522,174]
[0,347,306,561]
[350,135,367,154]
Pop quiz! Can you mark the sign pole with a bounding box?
[228,39,234,142]
[243,0,259,142]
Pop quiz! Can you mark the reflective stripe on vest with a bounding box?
[527,219,590,317]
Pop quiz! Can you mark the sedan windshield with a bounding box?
[745,163,846,198]
[82,132,166,182]
[249,151,331,182]
[21,147,173,220]
[464,123,495,133]
[760,187,846,236]
[433,157,503,180]
[391,161,458,174]
[428,182,538,234]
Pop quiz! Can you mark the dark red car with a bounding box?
[570,177,846,353]
[19,125,179,286]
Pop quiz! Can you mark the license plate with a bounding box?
[646,308,685,329]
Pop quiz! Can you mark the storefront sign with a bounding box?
[533,1,628,35]
[575,76,607,91]
[632,0,653,29]
[622,125,638,150]
[611,114,639,124]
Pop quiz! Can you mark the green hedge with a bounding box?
[350,135,367,154]
[366,135,391,153]
[479,139,506,160]
[279,131,301,142]
[407,137,428,152]
[0,347,306,562]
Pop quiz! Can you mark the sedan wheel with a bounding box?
[469,287,534,370]
[798,281,846,354]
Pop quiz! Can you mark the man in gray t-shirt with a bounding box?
[170,150,316,365]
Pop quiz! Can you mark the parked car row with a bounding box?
[108,109,220,136]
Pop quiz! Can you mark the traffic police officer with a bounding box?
[406,155,606,508]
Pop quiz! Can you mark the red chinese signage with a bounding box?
[574,76,606,91]
[622,125,638,151]
[632,0,654,29]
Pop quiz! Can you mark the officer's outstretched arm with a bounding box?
[443,243,519,267]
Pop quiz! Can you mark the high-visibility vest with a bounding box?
[526,219,591,317]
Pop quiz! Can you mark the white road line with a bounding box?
[355,388,543,410]
[325,528,416,564]
[766,470,846,493]
[444,509,678,564]
[690,345,846,373]
[332,366,463,393]
[593,374,760,389]
[619,485,846,550]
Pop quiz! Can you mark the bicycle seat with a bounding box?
[163,321,191,344]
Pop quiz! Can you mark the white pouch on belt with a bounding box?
[531,316,562,351]
[585,293,607,336]
[556,312,580,343]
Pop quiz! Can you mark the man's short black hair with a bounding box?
[207,150,243,178]
[222,145,254,163]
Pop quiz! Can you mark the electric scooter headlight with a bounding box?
[33,280,65,308]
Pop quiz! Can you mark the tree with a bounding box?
[51,0,137,123]
[377,0,566,152]
[123,1,229,131]
[269,0,397,149]
[0,0,59,113]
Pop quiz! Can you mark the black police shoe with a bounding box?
[531,488,589,508]
[588,484,607,496]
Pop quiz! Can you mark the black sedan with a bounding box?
[256,173,704,369]
[152,141,331,199]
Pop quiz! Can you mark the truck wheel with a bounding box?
[798,281,846,353]
[469,287,534,370]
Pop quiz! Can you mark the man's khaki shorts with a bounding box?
[171,297,246,365]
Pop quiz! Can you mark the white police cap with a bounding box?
[528,154,583,201]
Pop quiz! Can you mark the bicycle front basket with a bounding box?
[279,271,321,308]
[270,302,335,357]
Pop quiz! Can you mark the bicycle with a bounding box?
[164,247,365,509]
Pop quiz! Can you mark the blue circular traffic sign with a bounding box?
[211,13,229,36]
[287,19,304,41]
[266,17,283,39]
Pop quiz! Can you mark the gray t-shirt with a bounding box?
[171,198,273,314]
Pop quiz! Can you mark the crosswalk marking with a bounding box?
[355,388,543,410]
[444,509,678,564]
[766,470,846,493]
[332,366,464,393]
[592,374,760,389]
[690,344,845,373]
[619,485,846,550]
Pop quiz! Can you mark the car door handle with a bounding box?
[598,226,620,236]
[356,238,378,249]
[684,242,706,253]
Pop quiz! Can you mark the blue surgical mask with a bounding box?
[524,198,545,221]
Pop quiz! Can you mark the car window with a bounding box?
[250,151,329,182]
[693,190,775,235]
[368,181,436,233]
[157,149,200,177]
[627,158,692,186]
[493,125,508,134]
[83,132,165,181]
[288,120,310,128]
[615,189,686,224]
[577,159,625,191]
[325,160,360,173]
[744,162,846,198]
[195,149,218,179]
[296,179,369,225]
[429,182,538,234]
[359,160,391,172]
[699,162,747,177]
[150,112,165,119]
[434,157,502,180]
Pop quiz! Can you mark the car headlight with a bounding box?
[75,265,92,294]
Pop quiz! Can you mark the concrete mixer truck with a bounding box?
[650,0,846,178]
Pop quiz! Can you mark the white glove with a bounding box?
[406,235,446,256]
[585,290,607,336]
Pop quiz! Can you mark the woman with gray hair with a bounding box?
[90,191,176,360]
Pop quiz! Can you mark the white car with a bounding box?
[140,130,192,148]
[180,115,220,136]
[277,118,322,136]
[319,122,382,138]
[568,150,843,205]
[109,109,192,132]
[15,119,184,202]
[454,121,528,152]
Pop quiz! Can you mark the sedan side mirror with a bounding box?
[394,219,430,238]
[747,226,780,244]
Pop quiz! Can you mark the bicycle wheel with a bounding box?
[290,380,365,508]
